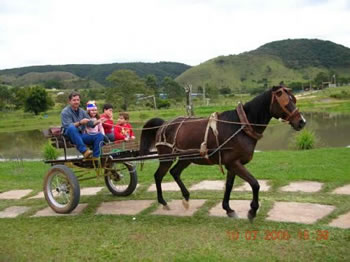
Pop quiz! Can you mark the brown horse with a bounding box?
[139,85,306,221]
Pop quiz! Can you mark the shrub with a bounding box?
[42,141,60,160]
[157,99,171,109]
[293,129,315,150]
[330,90,350,99]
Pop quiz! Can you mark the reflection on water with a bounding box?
[0,112,349,159]
[0,130,46,159]
[257,112,350,151]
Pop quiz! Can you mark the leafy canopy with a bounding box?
[106,69,147,110]
[24,86,53,115]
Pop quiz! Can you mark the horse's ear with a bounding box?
[272,86,280,92]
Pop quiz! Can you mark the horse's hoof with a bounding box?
[247,210,256,223]
[163,205,171,210]
[182,199,190,210]
[227,211,238,219]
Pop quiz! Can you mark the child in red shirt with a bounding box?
[100,104,115,142]
[114,112,135,142]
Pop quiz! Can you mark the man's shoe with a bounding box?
[83,149,93,159]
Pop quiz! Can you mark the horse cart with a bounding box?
[43,127,197,214]
[42,128,143,214]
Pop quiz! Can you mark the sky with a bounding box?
[0,0,350,70]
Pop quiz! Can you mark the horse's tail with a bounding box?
[139,118,165,156]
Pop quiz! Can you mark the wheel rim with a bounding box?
[107,163,132,192]
[46,171,73,208]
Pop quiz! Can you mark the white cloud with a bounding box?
[0,0,349,69]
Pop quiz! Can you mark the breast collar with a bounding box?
[236,103,263,140]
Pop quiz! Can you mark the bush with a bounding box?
[293,129,315,150]
[330,90,350,99]
[42,141,60,160]
[157,99,171,109]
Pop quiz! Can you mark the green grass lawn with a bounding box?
[0,148,350,261]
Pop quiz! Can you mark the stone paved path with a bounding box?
[1,181,350,228]
[329,211,350,229]
[280,181,323,193]
[209,200,251,219]
[0,189,32,200]
[152,199,206,217]
[331,184,350,195]
[266,202,335,224]
[32,204,88,217]
[96,200,154,216]
[0,206,30,218]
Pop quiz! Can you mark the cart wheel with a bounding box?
[104,162,137,196]
[43,165,80,214]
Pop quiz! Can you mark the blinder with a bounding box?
[270,87,299,121]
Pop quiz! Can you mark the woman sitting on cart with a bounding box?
[61,91,104,158]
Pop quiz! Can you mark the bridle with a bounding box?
[270,87,300,122]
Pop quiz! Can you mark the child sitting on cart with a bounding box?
[114,112,135,142]
[85,101,105,136]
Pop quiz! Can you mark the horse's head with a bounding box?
[270,85,306,131]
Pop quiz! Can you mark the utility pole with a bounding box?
[184,83,194,116]
[203,85,206,104]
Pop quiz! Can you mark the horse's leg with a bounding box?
[154,161,173,210]
[231,161,260,222]
[169,160,191,209]
[222,168,237,218]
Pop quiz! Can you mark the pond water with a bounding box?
[0,112,349,159]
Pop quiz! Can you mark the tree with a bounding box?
[106,69,146,110]
[44,80,63,89]
[11,86,30,110]
[161,77,184,101]
[219,87,231,95]
[24,86,53,115]
[0,85,12,110]
[313,72,329,87]
[144,74,158,96]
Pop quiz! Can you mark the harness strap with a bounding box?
[200,112,224,174]
[155,118,188,153]
[236,103,263,140]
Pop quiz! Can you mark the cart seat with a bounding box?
[43,127,75,149]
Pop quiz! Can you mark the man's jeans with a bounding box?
[65,124,104,157]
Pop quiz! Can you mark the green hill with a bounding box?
[176,39,350,92]
[0,62,191,87]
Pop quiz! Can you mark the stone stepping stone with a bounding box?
[0,189,33,200]
[280,181,323,193]
[233,180,270,192]
[28,192,45,199]
[190,180,224,191]
[147,182,180,192]
[209,200,251,219]
[152,199,206,217]
[331,184,350,195]
[80,187,104,196]
[96,200,154,215]
[266,201,335,224]
[32,204,88,217]
[0,206,30,218]
[28,187,104,199]
[189,180,270,192]
[329,211,350,229]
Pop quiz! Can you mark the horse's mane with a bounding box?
[220,89,272,124]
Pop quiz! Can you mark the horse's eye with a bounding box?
[276,91,282,97]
